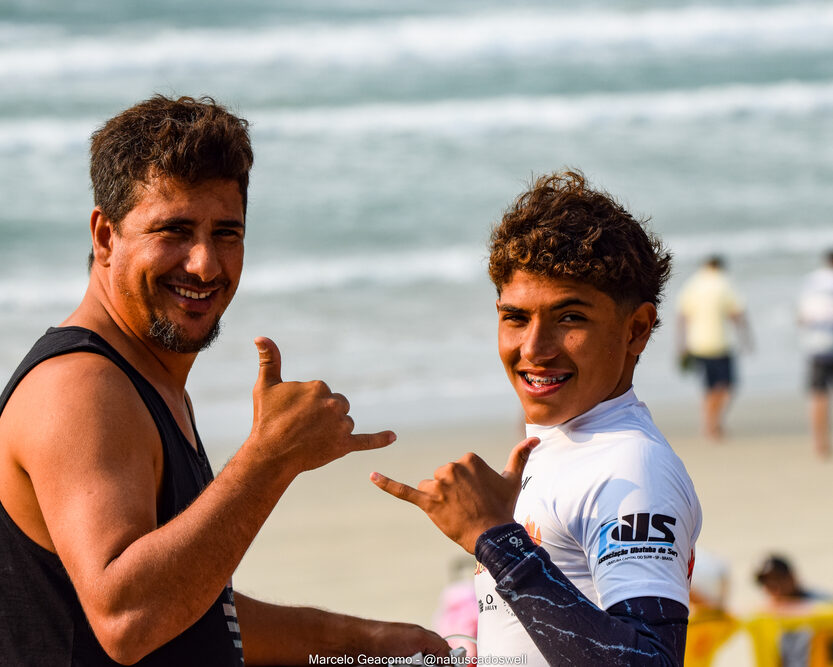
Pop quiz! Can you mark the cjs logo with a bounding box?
[598,513,678,559]
[610,513,676,544]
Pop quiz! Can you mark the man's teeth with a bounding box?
[174,286,211,300]
[524,372,570,386]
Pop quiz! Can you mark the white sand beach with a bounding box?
[225,393,832,664]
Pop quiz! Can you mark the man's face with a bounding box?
[103,176,245,354]
[497,271,651,426]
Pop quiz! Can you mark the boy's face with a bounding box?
[497,271,655,426]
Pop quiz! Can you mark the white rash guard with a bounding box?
[474,388,702,664]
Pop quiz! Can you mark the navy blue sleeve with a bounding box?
[475,523,688,666]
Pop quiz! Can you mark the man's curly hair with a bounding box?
[488,170,672,329]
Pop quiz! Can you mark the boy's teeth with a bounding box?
[524,372,570,385]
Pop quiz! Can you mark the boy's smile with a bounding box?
[497,271,655,426]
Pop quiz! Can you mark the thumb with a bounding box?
[501,436,540,484]
[254,336,283,385]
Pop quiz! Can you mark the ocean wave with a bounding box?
[667,226,833,263]
[1,3,832,78]
[1,225,830,309]
[2,79,831,153]
[250,80,833,136]
[240,245,483,294]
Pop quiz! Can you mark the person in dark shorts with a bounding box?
[0,95,448,666]
[798,251,833,458]
[677,256,752,441]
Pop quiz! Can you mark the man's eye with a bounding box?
[561,313,586,323]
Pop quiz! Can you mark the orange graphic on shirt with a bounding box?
[523,516,542,546]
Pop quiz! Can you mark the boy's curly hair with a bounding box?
[488,170,672,329]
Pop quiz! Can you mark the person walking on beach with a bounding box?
[0,95,448,665]
[372,171,702,665]
[677,256,752,441]
[797,251,833,458]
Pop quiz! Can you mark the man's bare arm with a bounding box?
[235,594,449,665]
[3,337,412,664]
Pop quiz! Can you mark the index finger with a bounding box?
[370,471,428,509]
[349,430,397,451]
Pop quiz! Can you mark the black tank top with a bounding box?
[0,327,245,666]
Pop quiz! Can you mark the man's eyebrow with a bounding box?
[216,218,245,229]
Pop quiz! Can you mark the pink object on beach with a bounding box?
[433,579,478,656]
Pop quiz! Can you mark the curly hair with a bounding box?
[90,94,253,227]
[488,170,672,328]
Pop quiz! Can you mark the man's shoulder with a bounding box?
[14,350,139,400]
[2,351,155,454]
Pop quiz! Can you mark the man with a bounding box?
[372,171,702,665]
[797,251,833,458]
[677,256,752,441]
[0,96,448,665]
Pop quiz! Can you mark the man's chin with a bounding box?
[147,316,223,354]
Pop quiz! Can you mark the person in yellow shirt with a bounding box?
[677,256,752,440]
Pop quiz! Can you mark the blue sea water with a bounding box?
[1,0,832,447]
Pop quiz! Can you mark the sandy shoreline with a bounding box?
[223,393,832,662]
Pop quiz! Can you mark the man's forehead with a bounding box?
[130,175,244,218]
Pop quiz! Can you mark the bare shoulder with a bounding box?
[0,351,163,552]
[2,351,159,466]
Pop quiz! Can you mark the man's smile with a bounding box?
[160,278,229,314]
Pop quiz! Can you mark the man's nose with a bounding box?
[184,239,221,283]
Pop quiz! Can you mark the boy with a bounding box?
[372,171,701,665]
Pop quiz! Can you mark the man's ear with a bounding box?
[89,208,114,268]
[627,302,657,356]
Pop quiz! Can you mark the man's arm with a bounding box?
[3,338,445,663]
[371,440,687,665]
[475,524,686,665]
[235,594,449,665]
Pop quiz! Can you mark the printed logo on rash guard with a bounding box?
[596,513,680,566]
[523,516,542,546]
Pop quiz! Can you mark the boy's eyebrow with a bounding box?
[498,297,593,313]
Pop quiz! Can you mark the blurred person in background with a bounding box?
[754,554,833,667]
[677,256,753,441]
[797,251,833,459]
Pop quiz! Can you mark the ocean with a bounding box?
[2,0,832,449]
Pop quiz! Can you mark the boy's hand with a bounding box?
[370,437,539,553]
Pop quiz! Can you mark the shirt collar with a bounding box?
[525,386,639,439]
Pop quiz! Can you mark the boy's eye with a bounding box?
[561,313,586,323]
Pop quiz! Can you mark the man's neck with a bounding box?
[63,286,196,393]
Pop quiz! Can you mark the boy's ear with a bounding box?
[89,208,115,268]
[627,302,657,356]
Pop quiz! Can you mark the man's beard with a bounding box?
[147,313,223,353]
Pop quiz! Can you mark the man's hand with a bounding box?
[370,437,539,553]
[248,337,395,475]
[365,621,451,658]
